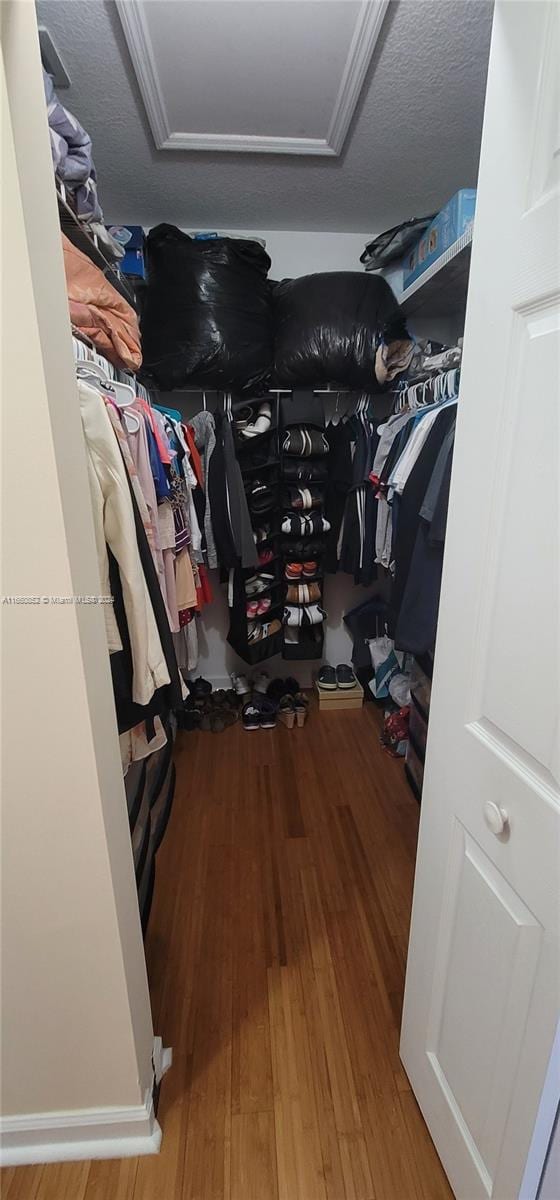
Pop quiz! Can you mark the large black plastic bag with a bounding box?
[141,225,273,391]
[273,271,405,389]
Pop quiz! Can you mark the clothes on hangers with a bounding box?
[394,420,455,655]
[388,403,457,640]
[76,347,215,765]
[78,377,170,705]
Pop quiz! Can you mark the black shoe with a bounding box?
[190,676,212,698]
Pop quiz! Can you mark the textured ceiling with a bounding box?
[36,0,493,233]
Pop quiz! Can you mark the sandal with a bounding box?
[278,695,296,729]
[293,692,309,728]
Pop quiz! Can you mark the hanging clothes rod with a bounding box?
[157,385,355,396]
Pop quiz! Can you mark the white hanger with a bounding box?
[123,408,141,433]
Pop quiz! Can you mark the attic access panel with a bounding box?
[116,0,388,156]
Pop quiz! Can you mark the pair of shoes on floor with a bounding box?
[198,690,241,733]
[317,664,357,690]
[266,676,299,702]
[231,670,271,696]
[242,696,278,730]
[277,691,309,729]
[188,675,212,699]
[247,596,271,618]
[285,560,317,580]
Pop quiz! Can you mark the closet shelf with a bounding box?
[56,178,138,312]
[397,230,473,318]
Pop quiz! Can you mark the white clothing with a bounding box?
[79,379,170,706]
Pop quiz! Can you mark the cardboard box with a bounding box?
[403,189,476,288]
[315,680,364,711]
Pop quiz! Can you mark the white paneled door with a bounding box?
[400,4,560,1199]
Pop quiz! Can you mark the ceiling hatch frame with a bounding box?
[116,0,388,156]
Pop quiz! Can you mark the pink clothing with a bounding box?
[135,397,173,465]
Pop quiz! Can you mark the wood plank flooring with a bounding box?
[1,703,452,1200]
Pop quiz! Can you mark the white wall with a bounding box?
[181,228,371,279]
[1,3,157,1163]
[161,228,386,687]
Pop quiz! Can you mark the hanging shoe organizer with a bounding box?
[279,391,330,661]
[226,395,284,664]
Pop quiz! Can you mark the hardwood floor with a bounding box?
[1,703,452,1200]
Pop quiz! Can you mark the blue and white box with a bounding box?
[403,189,476,288]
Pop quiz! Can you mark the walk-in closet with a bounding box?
[2,3,559,1199]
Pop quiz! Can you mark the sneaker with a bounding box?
[259,698,278,729]
[247,599,259,618]
[317,665,337,690]
[242,700,261,731]
[258,547,274,566]
[302,561,318,578]
[247,618,282,644]
[245,572,275,597]
[231,671,251,696]
[189,676,212,698]
[252,670,270,694]
[285,562,303,580]
[336,664,357,689]
[256,596,271,615]
[240,401,272,439]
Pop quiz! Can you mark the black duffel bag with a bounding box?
[141,225,273,391]
[273,271,406,389]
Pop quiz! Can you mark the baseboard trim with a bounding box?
[0,1091,161,1167]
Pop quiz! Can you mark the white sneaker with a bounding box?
[252,670,270,694]
[231,671,251,695]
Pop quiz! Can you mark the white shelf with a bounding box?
[396,229,473,318]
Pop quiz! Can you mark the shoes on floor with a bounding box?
[242,696,278,730]
[189,675,212,698]
[317,664,357,690]
[231,671,251,696]
[252,670,270,694]
[277,690,309,729]
[336,664,357,689]
[267,676,299,702]
[317,665,337,690]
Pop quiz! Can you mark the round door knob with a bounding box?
[484,800,509,835]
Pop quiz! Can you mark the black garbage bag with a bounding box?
[273,271,406,389]
[141,225,273,391]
